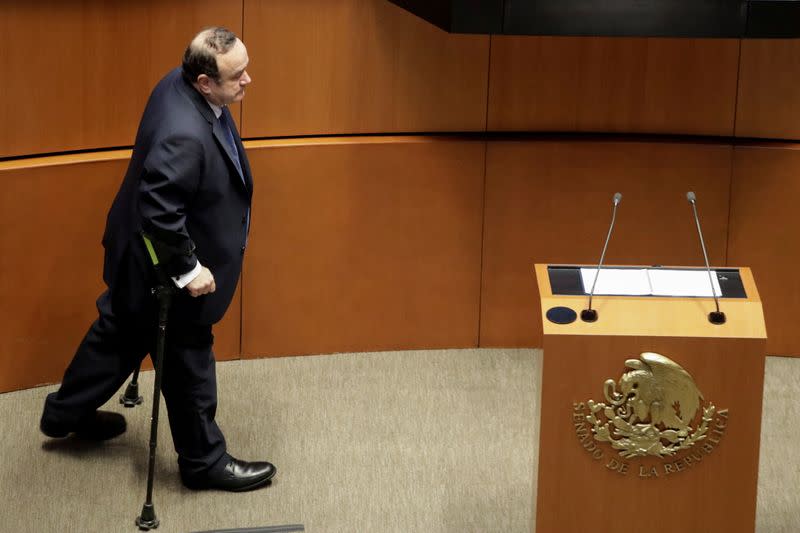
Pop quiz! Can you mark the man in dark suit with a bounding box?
[40,27,276,492]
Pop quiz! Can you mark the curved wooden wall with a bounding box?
[487,37,740,135]
[2,0,800,392]
[736,40,800,140]
[0,156,121,391]
[241,138,484,356]
[0,154,241,393]
[0,1,242,159]
[240,0,489,136]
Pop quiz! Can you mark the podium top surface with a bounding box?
[535,264,767,339]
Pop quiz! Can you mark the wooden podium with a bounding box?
[533,264,767,533]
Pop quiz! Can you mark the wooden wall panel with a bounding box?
[0,1,241,158]
[0,158,123,392]
[0,155,241,393]
[241,0,489,137]
[729,145,800,357]
[241,138,485,357]
[488,37,740,136]
[480,140,733,348]
[736,40,800,140]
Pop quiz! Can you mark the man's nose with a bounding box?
[241,71,251,85]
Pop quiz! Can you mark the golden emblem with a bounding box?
[584,352,716,459]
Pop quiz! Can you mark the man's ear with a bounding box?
[195,74,212,96]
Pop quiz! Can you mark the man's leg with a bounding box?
[161,321,275,491]
[159,322,227,477]
[41,290,149,436]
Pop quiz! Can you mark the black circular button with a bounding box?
[546,306,577,325]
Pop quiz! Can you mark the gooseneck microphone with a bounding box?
[581,192,622,322]
[686,191,726,325]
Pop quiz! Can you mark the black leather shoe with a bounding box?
[40,410,127,441]
[181,456,276,492]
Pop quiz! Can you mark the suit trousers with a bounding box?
[42,290,227,476]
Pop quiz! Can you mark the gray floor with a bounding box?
[0,349,797,533]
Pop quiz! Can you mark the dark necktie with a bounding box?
[219,109,250,244]
[219,110,244,180]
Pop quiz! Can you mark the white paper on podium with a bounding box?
[579,268,652,296]
[648,269,722,297]
[579,268,723,297]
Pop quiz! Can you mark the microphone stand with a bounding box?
[582,192,622,322]
[686,191,726,325]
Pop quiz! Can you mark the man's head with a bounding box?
[182,27,251,106]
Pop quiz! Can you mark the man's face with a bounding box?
[204,39,251,106]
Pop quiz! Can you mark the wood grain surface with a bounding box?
[240,137,485,357]
[0,1,241,158]
[537,334,765,533]
[0,154,241,393]
[240,0,489,137]
[736,39,800,140]
[729,144,800,356]
[488,36,740,135]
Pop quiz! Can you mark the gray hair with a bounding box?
[181,27,238,84]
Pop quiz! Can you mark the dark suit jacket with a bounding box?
[103,67,253,325]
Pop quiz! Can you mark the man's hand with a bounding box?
[186,266,216,297]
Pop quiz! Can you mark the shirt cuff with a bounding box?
[172,260,202,289]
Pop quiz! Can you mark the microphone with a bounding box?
[686,191,725,325]
[581,192,622,322]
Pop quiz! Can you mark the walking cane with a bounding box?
[120,366,144,407]
[135,233,176,531]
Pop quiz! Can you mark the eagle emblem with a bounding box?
[585,352,716,458]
